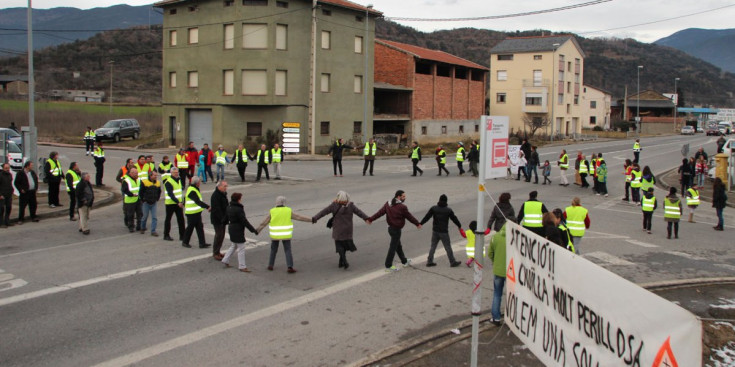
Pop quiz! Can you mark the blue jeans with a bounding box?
[716,207,724,228]
[141,202,158,233]
[491,276,506,320]
[215,164,226,181]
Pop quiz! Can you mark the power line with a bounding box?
[387,0,612,21]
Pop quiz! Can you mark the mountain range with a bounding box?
[0,5,733,106]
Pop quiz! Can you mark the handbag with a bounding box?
[326,204,345,229]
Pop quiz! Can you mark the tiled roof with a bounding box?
[377,39,489,70]
[490,35,585,57]
[153,0,382,15]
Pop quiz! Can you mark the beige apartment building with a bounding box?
[489,35,585,137]
[580,84,612,130]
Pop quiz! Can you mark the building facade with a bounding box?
[580,85,611,130]
[154,0,379,153]
[50,90,105,102]
[373,39,488,142]
[489,35,585,137]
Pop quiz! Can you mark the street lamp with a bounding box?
[673,77,680,131]
[636,65,643,134]
[362,4,373,144]
[549,43,560,141]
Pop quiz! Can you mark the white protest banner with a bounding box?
[482,116,510,179]
[504,221,701,367]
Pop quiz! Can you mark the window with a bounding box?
[459,125,464,134]
[243,24,268,49]
[356,16,364,22]
[321,31,331,49]
[276,1,288,7]
[421,126,427,135]
[566,104,571,113]
[526,96,543,105]
[242,70,267,95]
[354,75,362,93]
[558,94,563,104]
[188,5,198,12]
[243,0,267,5]
[441,126,447,135]
[169,8,177,14]
[574,96,579,105]
[354,36,363,54]
[590,101,597,109]
[416,62,432,75]
[455,68,467,79]
[533,55,542,60]
[567,62,571,72]
[223,70,234,95]
[496,93,506,103]
[169,30,177,46]
[474,124,479,133]
[353,121,361,134]
[169,72,177,88]
[276,24,288,50]
[320,73,330,92]
[247,122,262,137]
[188,28,199,44]
[275,70,287,96]
[322,9,331,16]
[471,70,483,81]
[590,116,597,125]
[224,24,234,49]
[533,70,542,86]
[497,54,513,60]
[320,121,330,135]
[224,0,234,6]
[567,81,571,93]
[496,70,507,81]
[436,65,451,77]
[187,71,198,88]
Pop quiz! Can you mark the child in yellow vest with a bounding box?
[462,221,490,267]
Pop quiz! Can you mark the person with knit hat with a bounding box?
[419,194,463,267]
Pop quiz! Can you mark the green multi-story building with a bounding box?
[154,0,379,153]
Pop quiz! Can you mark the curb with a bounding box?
[656,167,735,208]
[8,187,121,224]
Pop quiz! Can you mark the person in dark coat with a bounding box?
[526,146,540,183]
[487,192,516,232]
[312,190,369,269]
[66,162,81,221]
[210,181,229,260]
[75,172,94,235]
[0,163,13,228]
[713,177,727,231]
[367,190,422,271]
[328,138,354,176]
[255,144,271,182]
[44,151,63,208]
[14,161,40,224]
[93,142,106,186]
[468,141,480,177]
[419,194,463,267]
[221,192,257,272]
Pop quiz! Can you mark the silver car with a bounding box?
[95,119,141,142]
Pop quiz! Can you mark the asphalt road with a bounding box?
[1,134,732,367]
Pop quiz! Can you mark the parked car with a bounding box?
[1,140,24,170]
[0,127,22,148]
[95,119,140,142]
[706,126,722,136]
[696,126,704,133]
[680,126,695,135]
[718,121,732,135]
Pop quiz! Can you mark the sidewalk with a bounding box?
[657,168,735,208]
[4,185,118,225]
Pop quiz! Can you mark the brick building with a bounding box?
[373,39,488,141]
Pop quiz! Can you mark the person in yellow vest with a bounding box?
[552,208,575,253]
[557,149,569,186]
[461,220,492,267]
[181,176,211,248]
[685,186,700,223]
[44,151,63,208]
[435,145,449,176]
[271,143,283,180]
[231,144,251,182]
[563,197,590,253]
[328,138,354,177]
[174,148,190,187]
[84,126,96,156]
[641,187,657,234]
[640,166,656,199]
[134,155,149,183]
[256,196,312,273]
[140,171,162,236]
[214,144,229,183]
[589,153,598,193]
[630,163,642,204]
[455,142,466,176]
[255,144,271,182]
[664,187,682,240]
[468,140,480,177]
[517,191,548,237]
[362,138,378,176]
[633,139,641,164]
[622,159,633,202]
[157,155,173,182]
[578,154,590,188]
[121,167,143,233]
[409,141,423,176]
[92,142,105,187]
[163,168,186,242]
[65,162,81,221]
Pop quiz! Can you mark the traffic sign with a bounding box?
[283,147,300,153]
[282,128,300,133]
[283,138,300,143]
[282,122,301,128]
[282,143,300,148]
[283,133,300,139]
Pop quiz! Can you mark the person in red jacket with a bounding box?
[367,190,422,272]
[185,141,199,183]
[199,143,215,183]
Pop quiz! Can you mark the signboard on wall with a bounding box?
[281,122,301,153]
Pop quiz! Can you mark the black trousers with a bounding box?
[236,163,247,181]
[213,223,226,255]
[633,152,640,164]
[48,180,61,206]
[437,163,449,175]
[333,159,343,175]
[428,231,456,264]
[204,165,214,181]
[363,159,374,175]
[470,161,478,176]
[457,161,465,175]
[164,204,185,239]
[642,211,653,231]
[256,163,270,180]
[123,201,142,230]
[68,191,77,219]
[580,174,589,187]
[667,221,679,238]
[412,159,423,176]
[526,165,538,183]
[95,163,104,186]
[385,226,408,268]
[183,213,206,245]
[18,191,37,221]
[624,182,631,199]
[632,187,641,203]
[0,194,11,226]
[85,140,94,152]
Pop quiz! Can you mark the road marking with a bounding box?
[582,230,629,240]
[665,251,707,261]
[0,254,210,307]
[625,239,659,248]
[0,269,28,293]
[583,252,635,266]
[0,233,137,259]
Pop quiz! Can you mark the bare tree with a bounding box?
[522,114,551,137]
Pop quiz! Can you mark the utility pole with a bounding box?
[26,0,37,168]
[362,4,373,144]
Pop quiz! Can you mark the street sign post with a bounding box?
[281,122,301,153]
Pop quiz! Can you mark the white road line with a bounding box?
[625,239,659,248]
[665,251,707,261]
[583,252,635,266]
[0,233,137,259]
[0,254,210,307]
[582,230,629,240]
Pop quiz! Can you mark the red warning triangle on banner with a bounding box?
[506,258,516,283]
[652,337,679,367]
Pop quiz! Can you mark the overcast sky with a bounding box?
[4,0,735,43]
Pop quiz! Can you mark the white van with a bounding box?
[718,121,732,135]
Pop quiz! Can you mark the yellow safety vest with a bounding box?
[559,154,569,169]
[47,159,61,177]
[164,177,183,205]
[522,201,543,228]
[123,176,140,204]
[269,206,293,240]
[158,162,173,180]
[66,170,80,192]
[234,149,248,164]
[664,198,681,219]
[456,147,465,162]
[215,150,228,165]
[465,229,485,258]
[578,160,588,174]
[135,162,149,182]
[84,131,96,140]
[641,196,656,212]
[559,223,576,253]
[630,170,642,188]
[438,149,446,165]
[176,153,189,169]
[411,147,420,159]
[624,167,632,182]
[257,150,270,164]
[364,142,376,156]
[185,186,204,214]
[271,148,282,163]
[641,176,654,192]
[589,159,596,175]
[633,142,641,152]
[564,205,588,237]
[687,188,700,206]
[93,147,105,158]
